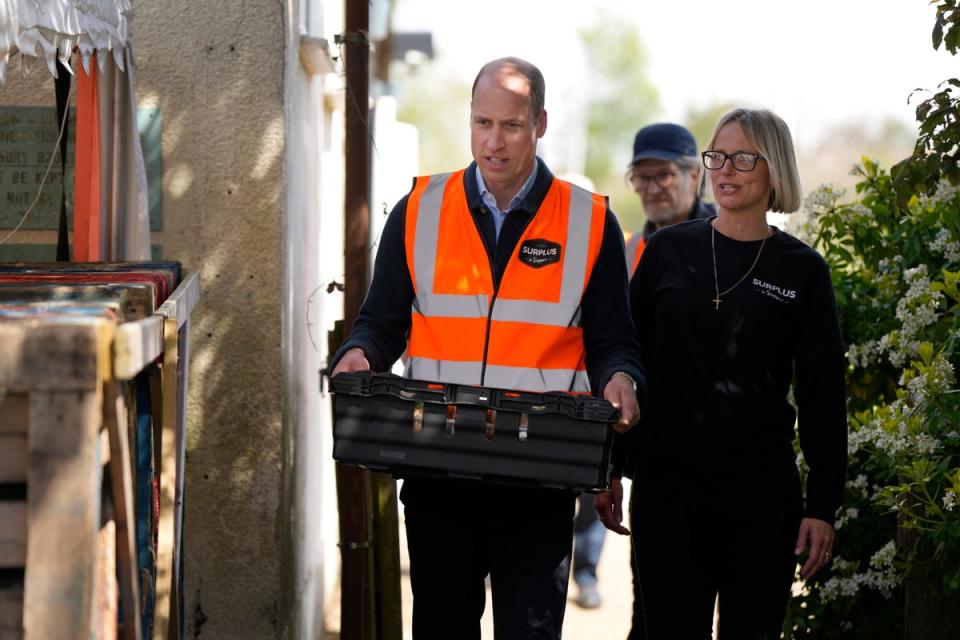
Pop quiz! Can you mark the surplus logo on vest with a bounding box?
[519,239,562,268]
[752,278,797,303]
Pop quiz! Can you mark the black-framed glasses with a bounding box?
[629,170,678,191]
[701,150,765,172]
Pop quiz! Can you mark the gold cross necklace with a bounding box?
[711,222,769,310]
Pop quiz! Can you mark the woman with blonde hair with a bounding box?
[598,108,848,639]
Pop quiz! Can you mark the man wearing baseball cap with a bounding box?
[610,122,716,638]
[623,122,716,276]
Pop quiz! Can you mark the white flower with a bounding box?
[804,184,845,215]
[848,340,884,368]
[849,203,872,222]
[878,255,904,273]
[918,180,960,209]
[871,541,897,569]
[835,506,861,530]
[894,268,943,340]
[847,474,871,499]
[929,227,960,262]
[914,434,942,455]
[899,355,955,407]
[944,491,957,512]
[820,577,842,602]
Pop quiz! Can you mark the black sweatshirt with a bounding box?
[332,158,646,406]
[618,217,847,523]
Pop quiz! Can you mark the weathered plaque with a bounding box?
[0,106,163,232]
[0,106,75,230]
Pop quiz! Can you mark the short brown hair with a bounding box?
[471,57,546,120]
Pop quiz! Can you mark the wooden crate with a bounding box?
[0,271,198,640]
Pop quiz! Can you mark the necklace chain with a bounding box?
[711,223,768,310]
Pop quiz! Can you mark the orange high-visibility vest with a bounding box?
[404,170,607,393]
[624,233,646,278]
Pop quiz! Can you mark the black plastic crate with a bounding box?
[330,371,618,492]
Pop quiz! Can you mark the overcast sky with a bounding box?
[390,0,956,152]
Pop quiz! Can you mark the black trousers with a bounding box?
[626,489,802,640]
[400,477,576,640]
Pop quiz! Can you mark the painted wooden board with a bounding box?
[155,271,199,329]
[0,502,26,568]
[0,262,181,286]
[23,389,102,640]
[152,318,179,640]
[114,316,164,381]
[104,380,143,640]
[0,393,27,484]
[0,583,24,639]
[0,284,154,321]
[0,434,27,483]
[0,321,101,392]
[0,302,121,322]
[0,273,171,307]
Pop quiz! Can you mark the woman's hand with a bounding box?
[795,517,835,579]
[594,476,630,535]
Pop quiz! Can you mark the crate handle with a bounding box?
[518,413,529,442]
[445,405,456,436]
[484,409,496,441]
[413,401,424,433]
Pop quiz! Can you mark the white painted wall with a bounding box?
[283,0,347,637]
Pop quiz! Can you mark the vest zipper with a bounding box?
[471,203,538,386]
[471,208,498,386]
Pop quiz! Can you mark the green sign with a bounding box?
[0,106,75,230]
[0,106,163,232]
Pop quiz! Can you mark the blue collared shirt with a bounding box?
[476,163,539,239]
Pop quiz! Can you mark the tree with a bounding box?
[578,13,660,231]
[783,4,960,638]
[394,61,472,176]
[892,1,960,201]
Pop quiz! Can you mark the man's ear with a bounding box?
[536,109,548,138]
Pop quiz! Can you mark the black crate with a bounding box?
[330,371,618,492]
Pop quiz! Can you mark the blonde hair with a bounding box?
[699,108,802,213]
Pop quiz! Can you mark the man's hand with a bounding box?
[795,517,836,579]
[603,372,640,433]
[331,348,370,376]
[594,476,630,535]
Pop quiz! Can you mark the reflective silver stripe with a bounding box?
[417,292,489,318]
[412,173,453,296]
[625,234,643,275]
[407,358,589,393]
[406,357,484,386]
[491,300,580,326]
[560,184,595,307]
[484,364,590,393]
[487,182,594,328]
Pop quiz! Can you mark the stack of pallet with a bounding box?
[0,262,198,640]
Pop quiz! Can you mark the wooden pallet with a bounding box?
[0,270,198,640]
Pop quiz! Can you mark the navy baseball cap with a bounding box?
[630,123,698,164]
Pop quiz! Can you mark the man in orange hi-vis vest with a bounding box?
[622,123,715,277]
[331,57,644,639]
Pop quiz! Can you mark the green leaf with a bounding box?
[946,22,960,54]
[919,342,935,365]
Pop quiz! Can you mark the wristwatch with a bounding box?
[612,371,638,393]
